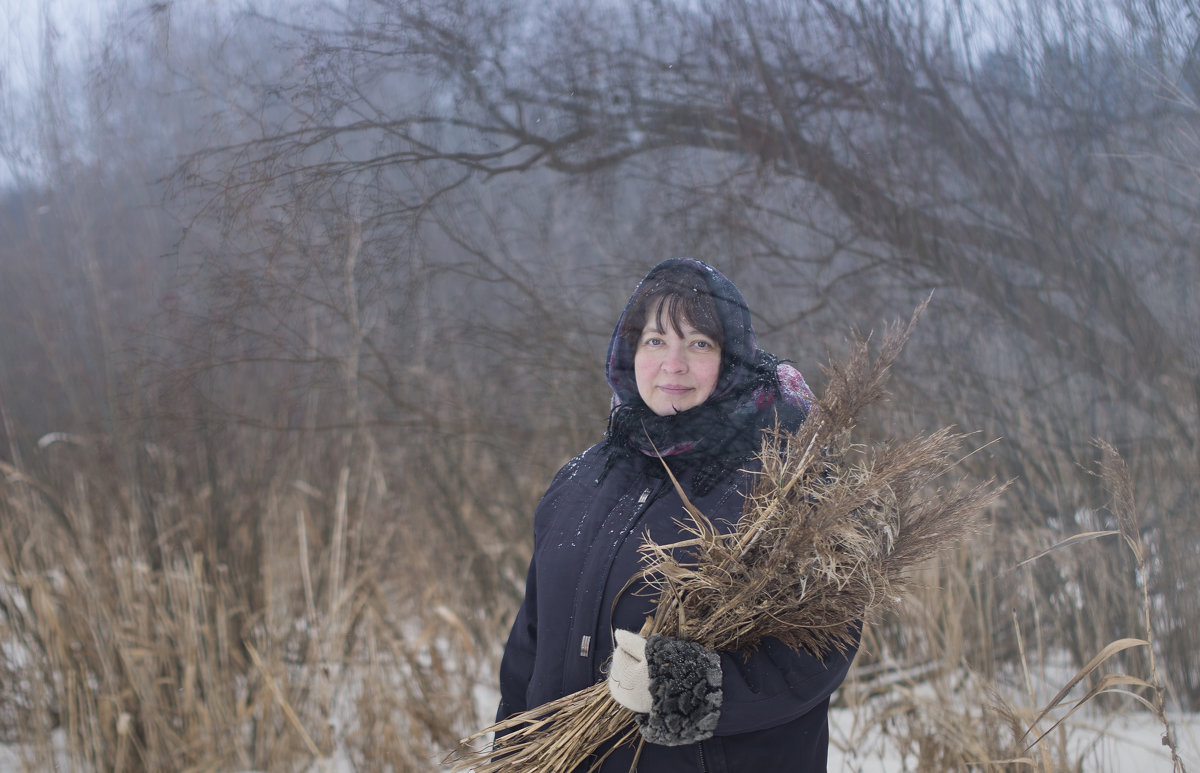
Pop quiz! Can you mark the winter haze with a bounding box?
[0,0,1197,769]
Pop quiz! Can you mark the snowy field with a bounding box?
[0,640,1193,772]
[2,704,1195,771]
[828,707,1200,771]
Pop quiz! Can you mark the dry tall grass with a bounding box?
[2,358,1192,772]
[0,425,504,772]
[831,444,1191,772]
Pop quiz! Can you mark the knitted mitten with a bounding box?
[608,629,653,714]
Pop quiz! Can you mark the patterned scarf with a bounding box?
[603,353,813,495]
[601,259,815,495]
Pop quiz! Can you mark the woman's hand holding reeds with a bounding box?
[608,629,652,713]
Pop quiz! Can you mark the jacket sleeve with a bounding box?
[495,452,586,724]
[495,556,538,724]
[713,628,859,736]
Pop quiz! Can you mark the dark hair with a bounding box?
[618,268,725,351]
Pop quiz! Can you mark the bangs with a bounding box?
[648,292,723,346]
[620,267,726,350]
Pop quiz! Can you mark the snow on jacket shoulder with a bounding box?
[497,443,857,772]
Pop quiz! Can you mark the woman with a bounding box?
[497,258,856,771]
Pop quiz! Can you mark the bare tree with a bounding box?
[170,0,1200,702]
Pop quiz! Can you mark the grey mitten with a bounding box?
[610,631,723,746]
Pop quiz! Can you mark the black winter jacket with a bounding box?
[497,442,857,772]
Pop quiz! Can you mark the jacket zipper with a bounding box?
[579,487,654,663]
[698,741,708,772]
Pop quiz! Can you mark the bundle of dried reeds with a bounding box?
[448,305,1003,773]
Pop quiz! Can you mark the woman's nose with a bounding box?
[662,346,687,372]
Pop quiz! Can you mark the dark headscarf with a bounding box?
[602,258,814,494]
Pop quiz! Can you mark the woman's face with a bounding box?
[634,315,723,416]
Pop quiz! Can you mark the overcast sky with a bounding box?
[3,0,120,81]
[1,0,133,187]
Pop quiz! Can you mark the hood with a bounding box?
[605,258,759,408]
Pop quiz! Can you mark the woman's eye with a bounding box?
[693,340,712,349]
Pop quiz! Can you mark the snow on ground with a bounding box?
[829,707,1200,771]
[1,687,1197,771]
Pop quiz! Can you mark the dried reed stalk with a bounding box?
[448,304,1003,772]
